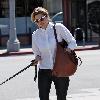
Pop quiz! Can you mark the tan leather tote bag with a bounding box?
[52,25,81,77]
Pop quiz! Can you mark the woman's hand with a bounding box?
[35,55,41,61]
[66,48,72,53]
[31,55,41,66]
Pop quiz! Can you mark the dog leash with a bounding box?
[0,60,37,86]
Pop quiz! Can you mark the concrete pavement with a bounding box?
[15,88,100,100]
[0,44,100,57]
[0,44,100,100]
[15,89,100,100]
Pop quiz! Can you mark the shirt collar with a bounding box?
[40,22,54,31]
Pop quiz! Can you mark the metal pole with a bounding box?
[0,28,1,46]
[7,0,20,52]
[83,30,85,46]
[99,24,100,47]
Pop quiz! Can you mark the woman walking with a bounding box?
[31,7,77,100]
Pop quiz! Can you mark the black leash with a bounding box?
[0,60,37,86]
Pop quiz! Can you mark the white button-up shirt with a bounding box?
[32,22,77,69]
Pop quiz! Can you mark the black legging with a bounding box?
[38,69,70,100]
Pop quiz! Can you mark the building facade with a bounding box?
[0,0,100,47]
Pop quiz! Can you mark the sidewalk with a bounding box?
[16,88,100,100]
[17,95,100,100]
[0,44,100,100]
[0,44,100,57]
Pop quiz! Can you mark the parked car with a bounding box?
[52,12,63,23]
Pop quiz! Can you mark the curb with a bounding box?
[0,51,33,57]
[0,46,100,57]
[75,46,100,51]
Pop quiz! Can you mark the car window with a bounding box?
[52,12,63,23]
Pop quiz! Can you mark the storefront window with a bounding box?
[15,0,25,17]
[44,0,62,17]
[71,0,87,31]
[0,0,9,18]
[26,0,43,16]
[15,0,43,17]
[15,0,62,17]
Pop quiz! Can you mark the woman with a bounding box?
[31,7,77,100]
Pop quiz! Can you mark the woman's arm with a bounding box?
[55,23,77,50]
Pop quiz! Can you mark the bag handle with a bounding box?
[53,25,58,43]
[53,24,82,67]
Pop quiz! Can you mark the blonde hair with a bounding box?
[31,7,49,22]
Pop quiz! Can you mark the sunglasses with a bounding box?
[34,15,47,23]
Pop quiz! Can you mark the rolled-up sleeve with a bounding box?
[32,33,41,57]
[56,23,77,50]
